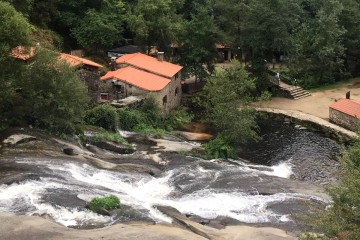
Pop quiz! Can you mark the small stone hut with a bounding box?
[329,98,360,131]
[11,47,104,103]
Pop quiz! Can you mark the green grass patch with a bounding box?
[309,80,351,93]
[88,195,120,213]
[93,131,128,144]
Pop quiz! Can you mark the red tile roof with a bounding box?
[330,98,360,118]
[59,53,103,69]
[115,53,182,78]
[11,46,102,69]
[11,46,35,60]
[100,66,170,91]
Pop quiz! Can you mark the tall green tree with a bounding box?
[241,0,302,91]
[292,0,345,87]
[3,0,34,18]
[178,4,220,80]
[0,1,32,130]
[314,135,360,239]
[338,0,360,76]
[14,49,89,133]
[72,0,125,52]
[127,0,183,54]
[197,60,258,145]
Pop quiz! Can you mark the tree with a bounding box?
[197,61,258,146]
[0,1,32,130]
[127,0,183,54]
[241,0,302,91]
[291,0,345,87]
[314,135,360,239]
[178,4,220,80]
[338,0,360,76]
[72,0,125,52]
[15,49,89,133]
[3,0,34,18]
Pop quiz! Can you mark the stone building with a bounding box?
[11,47,103,103]
[329,98,360,132]
[100,52,183,112]
[58,53,103,103]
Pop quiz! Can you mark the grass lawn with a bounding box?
[309,80,352,93]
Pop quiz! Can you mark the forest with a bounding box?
[2,0,360,87]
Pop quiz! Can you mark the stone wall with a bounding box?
[329,108,359,132]
[100,74,182,113]
[77,70,100,103]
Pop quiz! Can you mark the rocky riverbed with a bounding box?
[0,123,342,239]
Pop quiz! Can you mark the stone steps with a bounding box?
[280,86,311,100]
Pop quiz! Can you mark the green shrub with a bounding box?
[118,108,147,130]
[165,107,193,130]
[88,195,120,213]
[84,105,119,131]
[204,135,237,159]
[257,91,272,102]
[93,131,127,144]
[133,123,165,139]
[138,95,163,127]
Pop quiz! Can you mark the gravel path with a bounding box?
[257,78,360,120]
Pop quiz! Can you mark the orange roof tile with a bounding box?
[100,66,170,91]
[59,53,103,69]
[115,53,182,78]
[330,98,360,118]
[11,46,36,61]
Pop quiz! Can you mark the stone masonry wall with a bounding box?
[77,70,100,104]
[329,108,359,132]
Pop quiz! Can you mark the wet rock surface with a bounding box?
[0,124,341,237]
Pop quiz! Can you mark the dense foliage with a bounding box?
[16,49,89,134]
[88,195,121,213]
[195,61,259,158]
[2,0,359,89]
[0,2,31,130]
[314,136,360,239]
[84,104,119,131]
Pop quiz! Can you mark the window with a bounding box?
[175,87,179,96]
[163,95,167,105]
[175,73,179,80]
[100,93,109,101]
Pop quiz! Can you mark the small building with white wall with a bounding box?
[329,98,360,132]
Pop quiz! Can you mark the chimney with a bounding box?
[346,91,351,99]
[157,52,164,62]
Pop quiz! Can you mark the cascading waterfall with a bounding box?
[0,157,325,228]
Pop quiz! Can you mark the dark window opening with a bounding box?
[175,87,179,96]
[100,93,109,101]
[163,95,167,105]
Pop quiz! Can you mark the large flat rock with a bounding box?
[3,134,36,146]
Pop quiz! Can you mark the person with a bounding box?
[275,72,280,79]
[294,78,297,86]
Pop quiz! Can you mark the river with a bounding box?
[0,119,341,231]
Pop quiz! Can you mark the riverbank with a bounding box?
[255,107,357,141]
[0,212,295,240]
[257,77,360,120]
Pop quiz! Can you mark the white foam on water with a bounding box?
[162,191,304,223]
[262,161,294,179]
[3,159,321,227]
[0,180,112,227]
[213,158,294,179]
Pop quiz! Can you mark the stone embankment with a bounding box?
[256,107,357,141]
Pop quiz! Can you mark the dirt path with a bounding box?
[257,78,360,120]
